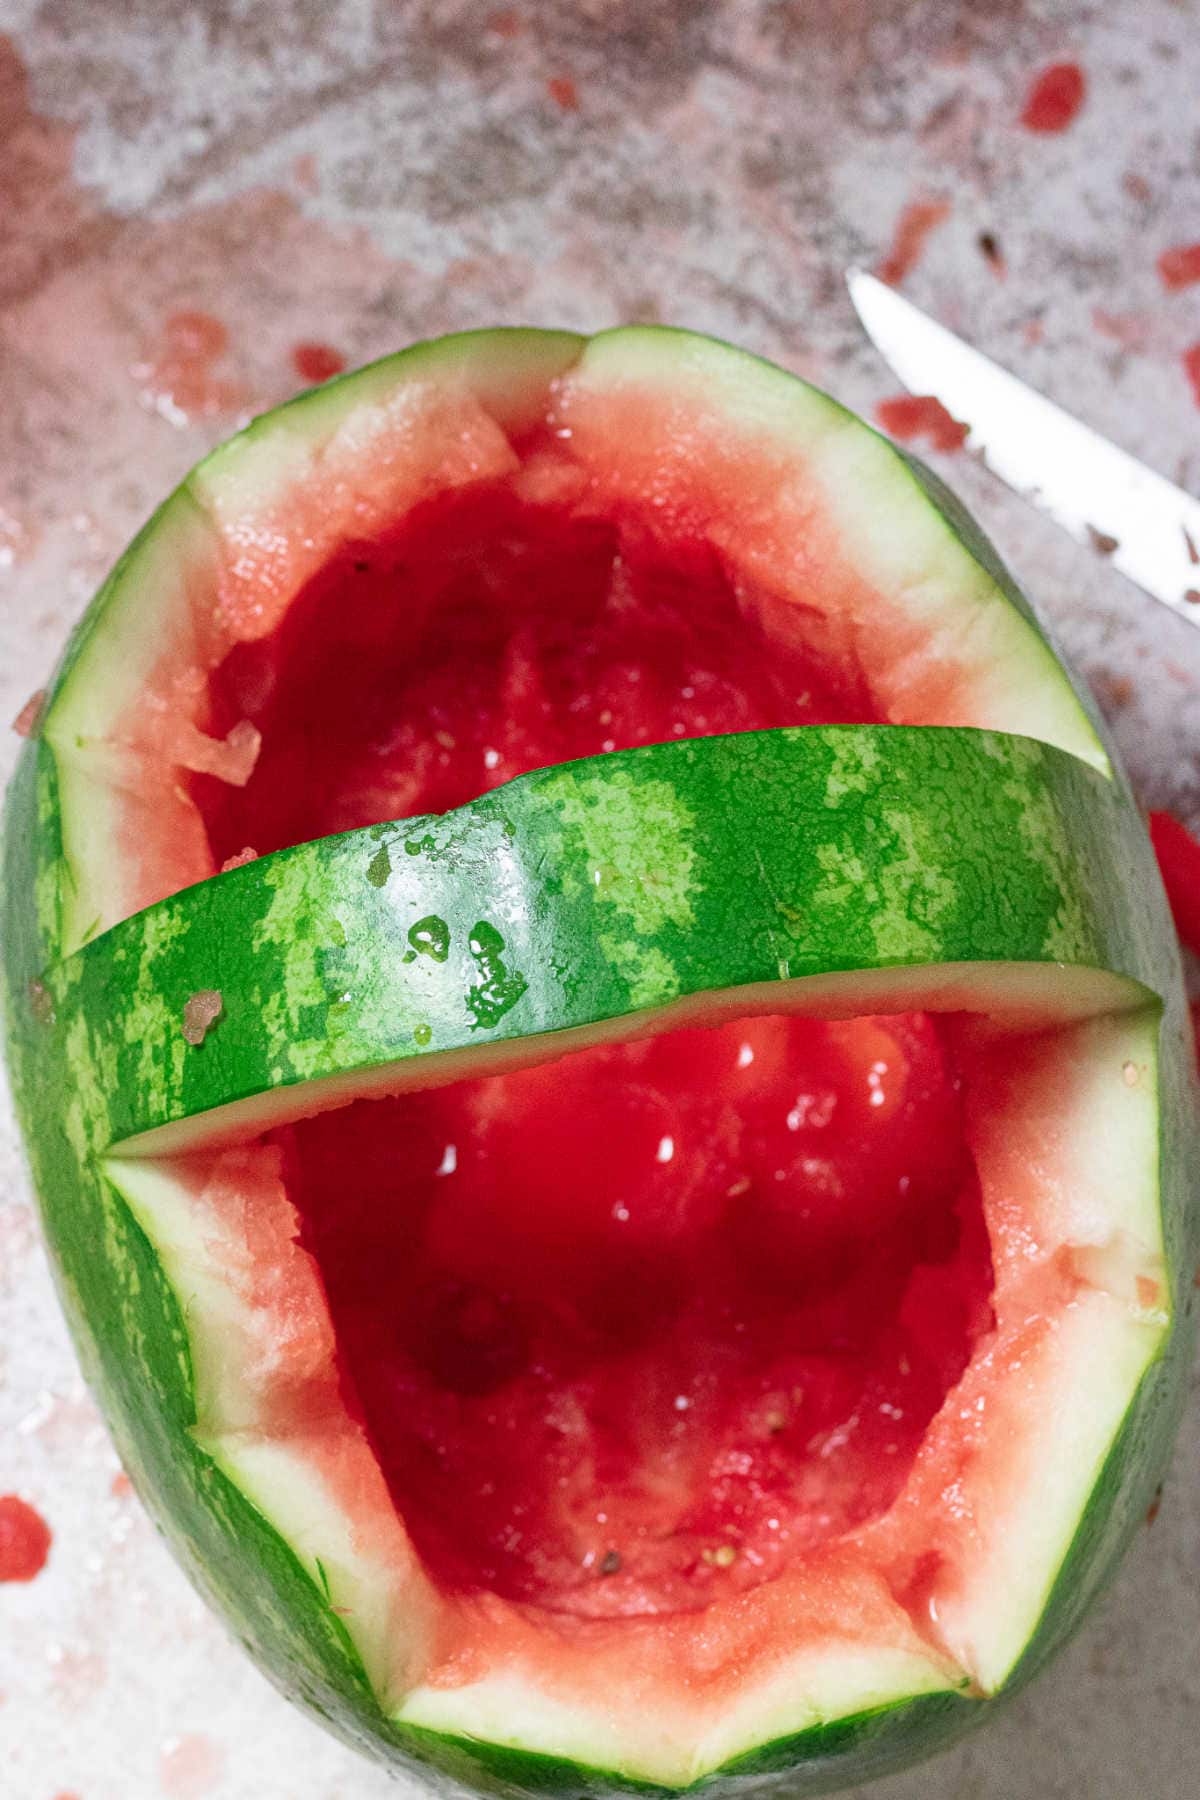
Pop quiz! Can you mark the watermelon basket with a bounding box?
[4,327,1196,1795]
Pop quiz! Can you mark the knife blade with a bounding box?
[847,268,1200,623]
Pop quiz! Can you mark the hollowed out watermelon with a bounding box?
[3,327,1196,1794]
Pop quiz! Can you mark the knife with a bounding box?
[847,268,1200,623]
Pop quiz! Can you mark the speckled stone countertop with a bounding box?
[1,4,1199,1798]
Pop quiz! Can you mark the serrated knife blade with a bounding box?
[847,268,1200,623]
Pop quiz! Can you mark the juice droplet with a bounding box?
[12,687,45,736]
[290,341,345,384]
[0,1495,52,1581]
[1019,61,1086,134]
[547,75,579,111]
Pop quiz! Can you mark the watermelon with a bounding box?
[2,326,1195,1795]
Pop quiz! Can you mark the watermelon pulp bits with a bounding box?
[3,327,1195,1796]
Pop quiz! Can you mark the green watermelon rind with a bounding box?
[61,724,1159,1154]
[398,1687,981,1798]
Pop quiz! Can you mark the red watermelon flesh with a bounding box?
[141,470,998,1620]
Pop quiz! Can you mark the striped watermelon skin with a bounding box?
[2,327,1196,1796]
[49,725,1169,1151]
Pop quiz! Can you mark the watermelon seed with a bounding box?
[414,1024,433,1047]
[702,1544,738,1568]
[1086,525,1120,557]
[977,230,1005,273]
[181,989,223,1046]
[599,1550,622,1575]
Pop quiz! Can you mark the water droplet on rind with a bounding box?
[414,1023,433,1046]
[408,915,451,962]
[464,920,528,1029]
[468,921,505,959]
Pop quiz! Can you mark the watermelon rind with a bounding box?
[61,724,1158,1156]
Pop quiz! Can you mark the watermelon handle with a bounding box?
[56,723,1158,1156]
